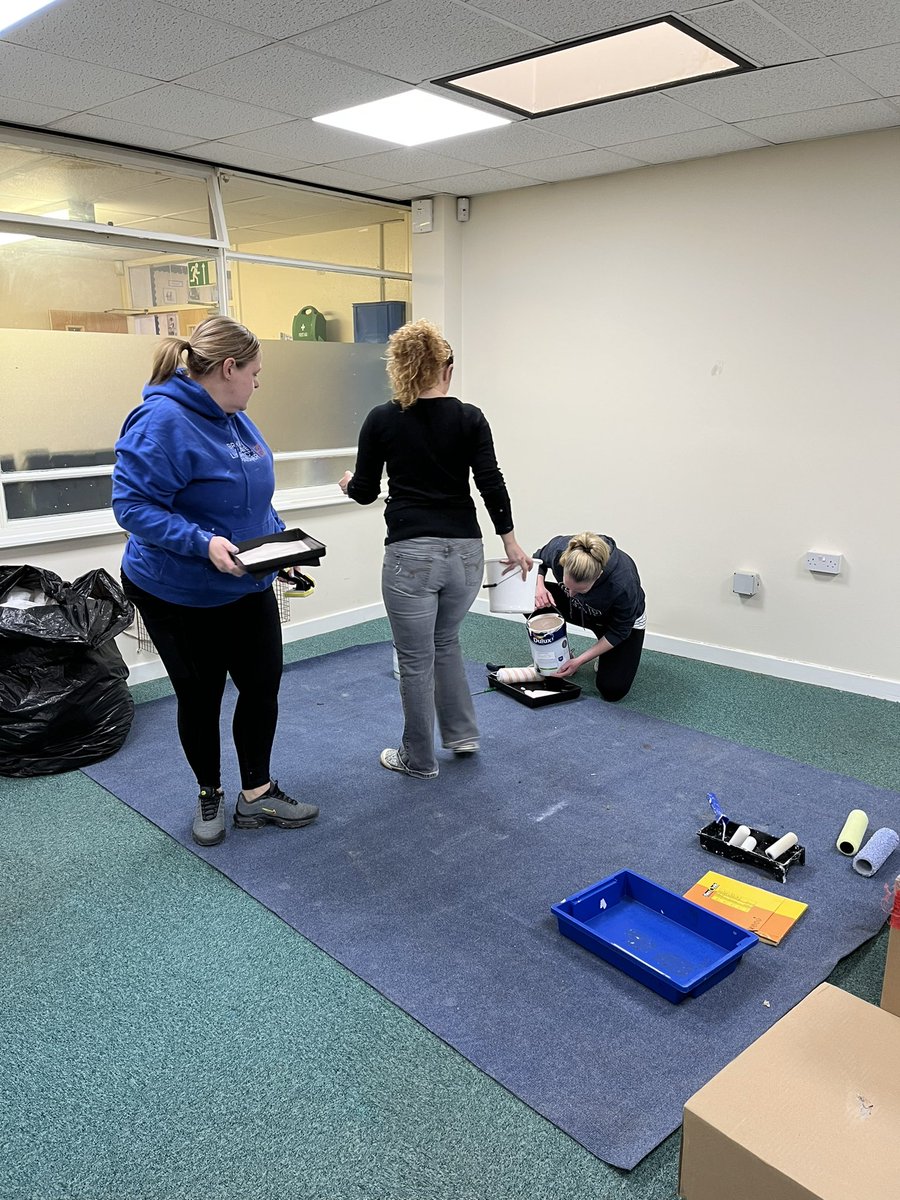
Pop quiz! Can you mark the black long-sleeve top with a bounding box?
[346,396,514,544]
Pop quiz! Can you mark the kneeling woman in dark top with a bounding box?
[533,532,646,701]
[340,319,531,779]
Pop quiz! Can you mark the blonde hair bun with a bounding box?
[560,532,610,584]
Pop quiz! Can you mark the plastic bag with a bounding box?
[0,565,135,776]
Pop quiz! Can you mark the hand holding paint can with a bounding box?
[526,608,571,675]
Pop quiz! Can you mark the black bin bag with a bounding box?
[0,565,135,776]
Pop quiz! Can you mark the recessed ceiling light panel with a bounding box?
[435,17,754,118]
[313,89,511,148]
[0,1,61,36]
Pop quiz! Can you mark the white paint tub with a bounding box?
[483,558,541,613]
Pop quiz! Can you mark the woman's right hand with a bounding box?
[500,535,533,580]
[534,578,553,609]
[208,535,245,576]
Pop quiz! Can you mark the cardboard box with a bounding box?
[882,875,900,1018]
[679,982,900,1200]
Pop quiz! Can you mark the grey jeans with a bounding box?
[382,537,484,776]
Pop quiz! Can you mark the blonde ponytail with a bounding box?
[385,318,452,409]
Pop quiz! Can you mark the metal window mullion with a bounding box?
[0,465,114,483]
[0,214,225,259]
[226,249,411,281]
[273,448,357,462]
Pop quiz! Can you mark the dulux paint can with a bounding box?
[525,609,570,675]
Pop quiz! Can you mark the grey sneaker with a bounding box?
[192,786,225,847]
[379,748,439,779]
[449,740,479,756]
[233,779,319,830]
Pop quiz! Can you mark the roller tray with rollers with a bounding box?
[698,819,805,883]
[486,665,581,708]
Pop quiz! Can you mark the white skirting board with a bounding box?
[122,602,387,686]
[124,597,900,703]
[471,598,900,704]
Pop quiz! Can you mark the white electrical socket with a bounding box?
[806,552,843,575]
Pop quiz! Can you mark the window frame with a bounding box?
[0,130,410,548]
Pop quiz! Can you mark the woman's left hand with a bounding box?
[208,535,246,576]
[553,658,581,678]
[338,470,353,494]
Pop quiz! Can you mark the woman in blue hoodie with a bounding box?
[533,531,646,701]
[112,316,318,847]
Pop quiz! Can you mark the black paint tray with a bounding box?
[487,669,581,708]
[233,528,326,576]
[698,819,805,884]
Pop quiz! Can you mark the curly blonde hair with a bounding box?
[148,316,260,386]
[385,319,452,409]
[560,532,610,584]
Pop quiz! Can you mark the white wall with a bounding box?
[444,129,900,690]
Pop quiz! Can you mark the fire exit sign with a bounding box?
[187,260,210,287]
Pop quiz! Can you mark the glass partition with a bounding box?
[0,132,410,543]
[220,173,408,270]
[0,142,213,237]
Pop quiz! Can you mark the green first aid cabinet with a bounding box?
[292,306,326,341]
[353,301,406,343]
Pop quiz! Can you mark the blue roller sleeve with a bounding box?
[852,826,899,877]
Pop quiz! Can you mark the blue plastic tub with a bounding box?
[551,869,758,1003]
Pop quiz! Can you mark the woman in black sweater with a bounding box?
[340,319,530,778]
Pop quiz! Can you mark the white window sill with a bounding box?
[0,486,355,550]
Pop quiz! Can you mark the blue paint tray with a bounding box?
[551,869,758,1003]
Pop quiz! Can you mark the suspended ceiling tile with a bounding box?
[736,97,900,142]
[220,119,401,164]
[533,91,721,146]
[176,43,400,120]
[668,57,879,120]
[283,164,402,194]
[0,98,71,127]
[365,183,430,200]
[458,0,681,43]
[609,123,770,164]
[290,0,546,84]
[408,167,545,193]
[87,84,296,141]
[2,0,270,82]
[834,43,900,96]
[682,1,819,66]
[756,0,900,56]
[0,41,154,110]
[47,114,202,153]
[422,123,595,168]
[176,142,311,175]
[321,147,484,183]
[506,146,644,181]
[162,0,386,40]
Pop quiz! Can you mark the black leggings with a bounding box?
[544,581,644,702]
[122,572,283,790]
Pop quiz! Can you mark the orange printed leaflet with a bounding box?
[684,870,808,946]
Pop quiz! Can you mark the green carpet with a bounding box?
[1,613,891,1200]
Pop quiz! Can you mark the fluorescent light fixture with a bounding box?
[0,0,61,35]
[436,17,753,118]
[313,89,510,147]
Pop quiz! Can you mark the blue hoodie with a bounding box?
[112,369,283,606]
